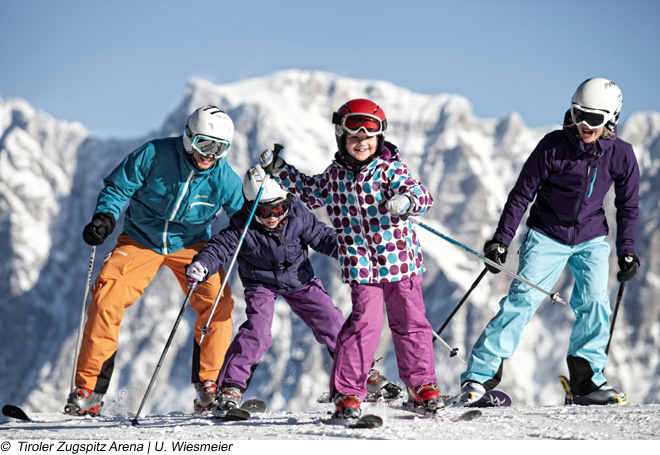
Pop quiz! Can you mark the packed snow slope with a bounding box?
[2,403,660,440]
[1,71,659,427]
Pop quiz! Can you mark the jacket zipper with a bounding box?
[570,162,597,247]
[349,167,372,282]
[163,170,195,255]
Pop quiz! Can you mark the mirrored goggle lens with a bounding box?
[255,201,287,219]
[192,135,231,158]
[571,106,607,129]
[342,115,383,135]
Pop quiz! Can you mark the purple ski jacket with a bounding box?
[192,198,338,293]
[494,115,639,256]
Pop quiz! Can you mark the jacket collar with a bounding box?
[562,110,615,157]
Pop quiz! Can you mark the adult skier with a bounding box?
[66,106,244,415]
[459,78,640,406]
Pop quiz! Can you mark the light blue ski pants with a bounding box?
[461,229,612,388]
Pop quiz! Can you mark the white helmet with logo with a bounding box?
[571,78,622,131]
[183,106,234,160]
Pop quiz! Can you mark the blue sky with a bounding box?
[1,0,658,138]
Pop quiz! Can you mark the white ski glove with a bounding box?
[186,261,208,285]
[383,194,413,218]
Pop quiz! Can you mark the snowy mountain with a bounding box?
[1,71,659,419]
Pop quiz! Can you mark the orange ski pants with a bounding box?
[75,234,234,394]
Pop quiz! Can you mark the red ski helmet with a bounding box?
[332,99,387,158]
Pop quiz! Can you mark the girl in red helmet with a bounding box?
[260,99,440,419]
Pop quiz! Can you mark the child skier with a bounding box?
[260,99,440,419]
[186,166,400,413]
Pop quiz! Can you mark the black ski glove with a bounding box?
[617,254,640,282]
[82,212,116,246]
[484,238,507,274]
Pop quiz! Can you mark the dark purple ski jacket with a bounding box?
[192,198,338,293]
[493,114,639,257]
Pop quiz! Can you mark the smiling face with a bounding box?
[345,133,379,162]
[258,214,285,229]
[576,123,604,144]
[191,150,217,170]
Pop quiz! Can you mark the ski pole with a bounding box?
[70,246,96,392]
[433,267,488,346]
[132,283,197,426]
[411,218,566,305]
[198,145,282,344]
[605,282,626,356]
[431,331,466,364]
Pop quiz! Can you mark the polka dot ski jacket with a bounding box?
[272,141,433,285]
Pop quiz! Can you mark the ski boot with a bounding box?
[64,387,104,416]
[559,375,628,405]
[213,385,243,416]
[572,384,628,406]
[406,383,444,414]
[366,368,404,400]
[193,380,218,413]
[333,394,362,419]
[454,381,486,407]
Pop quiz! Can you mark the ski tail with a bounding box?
[558,375,574,405]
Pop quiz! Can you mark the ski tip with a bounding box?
[240,399,267,414]
[222,408,251,421]
[456,409,482,421]
[350,414,383,429]
[2,404,32,421]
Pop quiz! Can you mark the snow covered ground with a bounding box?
[2,401,659,450]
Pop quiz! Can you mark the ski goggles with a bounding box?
[190,134,231,160]
[570,104,611,129]
[338,114,384,136]
[255,198,290,219]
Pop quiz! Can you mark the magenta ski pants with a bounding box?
[330,274,437,399]
[217,278,345,390]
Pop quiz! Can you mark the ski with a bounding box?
[2,404,32,421]
[2,404,113,423]
[215,398,268,422]
[222,408,251,421]
[323,413,383,429]
[558,375,574,405]
[240,398,267,414]
[392,402,482,422]
[445,390,512,408]
[317,392,403,403]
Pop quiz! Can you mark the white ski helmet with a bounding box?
[571,78,622,131]
[183,105,234,160]
[242,167,292,220]
[242,166,288,203]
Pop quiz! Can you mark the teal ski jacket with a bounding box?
[94,136,244,255]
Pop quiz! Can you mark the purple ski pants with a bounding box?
[329,273,437,399]
[217,278,345,390]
